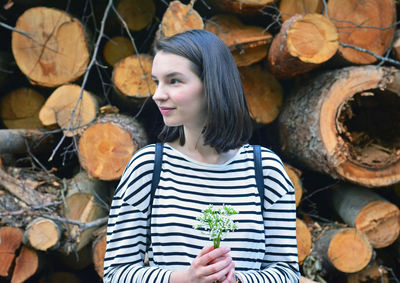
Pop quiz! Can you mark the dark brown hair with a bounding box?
[154,29,253,152]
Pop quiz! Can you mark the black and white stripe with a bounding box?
[104,144,300,282]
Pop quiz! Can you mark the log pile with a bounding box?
[0,0,399,282]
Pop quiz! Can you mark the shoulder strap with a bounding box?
[253,145,264,215]
[150,143,164,207]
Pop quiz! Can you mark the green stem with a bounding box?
[213,237,220,248]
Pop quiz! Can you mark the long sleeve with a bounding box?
[236,148,300,282]
[103,145,172,283]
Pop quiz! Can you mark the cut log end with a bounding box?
[285,164,303,207]
[78,114,147,180]
[296,218,311,265]
[113,54,156,99]
[25,218,61,251]
[286,13,338,64]
[103,36,135,67]
[327,229,372,273]
[205,14,272,67]
[117,0,155,32]
[161,1,204,37]
[92,233,107,278]
[39,84,99,136]
[0,227,24,277]
[327,0,396,64]
[355,200,400,248]
[240,64,282,124]
[11,7,89,87]
[11,246,38,283]
[279,0,323,22]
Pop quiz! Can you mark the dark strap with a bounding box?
[253,145,264,215]
[150,143,164,206]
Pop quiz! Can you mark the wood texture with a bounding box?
[310,228,372,274]
[279,65,400,187]
[11,245,39,283]
[1,88,45,129]
[268,13,338,79]
[296,218,311,265]
[11,7,89,87]
[39,84,100,137]
[327,0,396,64]
[103,36,135,66]
[239,64,282,124]
[77,114,147,180]
[333,184,400,248]
[206,14,272,67]
[279,0,322,22]
[160,0,203,37]
[0,227,24,277]
[112,54,155,100]
[23,217,61,251]
[116,0,155,32]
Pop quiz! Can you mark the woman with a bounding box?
[104,29,300,283]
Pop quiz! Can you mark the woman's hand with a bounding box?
[170,246,236,283]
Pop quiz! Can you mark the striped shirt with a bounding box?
[104,143,300,282]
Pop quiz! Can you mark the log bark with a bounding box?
[327,0,396,65]
[11,245,40,283]
[0,166,57,207]
[279,0,322,22]
[112,54,156,102]
[77,114,147,180]
[278,65,400,187]
[160,0,204,38]
[0,88,44,129]
[347,260,389,283]
[39,84,101,137]
[206,0,277,17]
[92,230,107,278]
[116,0,155,32]
[267,13,338,79]
[0,227,24,277]
[285,164,303,207]
[11,7,89,87]
[63,171,110,252]
[205,14,272,67]
[392,29,400,61]
[0,129,53,155]
[103,36,135,67]
[332,183,400,248]
[296,218,311,265]
[239,64,282,124]
[23,217,62,251]
[308,227,372,275]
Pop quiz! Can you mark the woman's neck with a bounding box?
[169,129,239,164]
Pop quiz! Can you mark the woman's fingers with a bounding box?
[197,246,231,266]
[207,262,235,283]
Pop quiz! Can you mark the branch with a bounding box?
[48,0,114,162]
[339,42,400,67]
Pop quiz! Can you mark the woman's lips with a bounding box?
[159,107,174,115]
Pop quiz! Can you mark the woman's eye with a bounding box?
[170,79,180,85]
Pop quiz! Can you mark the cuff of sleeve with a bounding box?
[235,272,245,283]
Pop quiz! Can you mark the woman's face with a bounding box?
[151,51,206,131]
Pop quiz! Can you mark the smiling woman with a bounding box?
[104,29,300,283]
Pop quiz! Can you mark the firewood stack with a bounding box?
[0,0,399,282]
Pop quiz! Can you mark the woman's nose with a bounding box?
[152,84,167,101]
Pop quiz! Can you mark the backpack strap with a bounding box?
[253,145,264,215]
[148,143,163,251]
[150,143,164,206]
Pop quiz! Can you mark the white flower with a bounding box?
[194,205,238,248]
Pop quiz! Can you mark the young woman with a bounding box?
[104,29,300,283]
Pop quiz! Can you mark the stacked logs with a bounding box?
[0,0,399,282]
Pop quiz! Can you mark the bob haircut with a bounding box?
[153,29,253,152]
